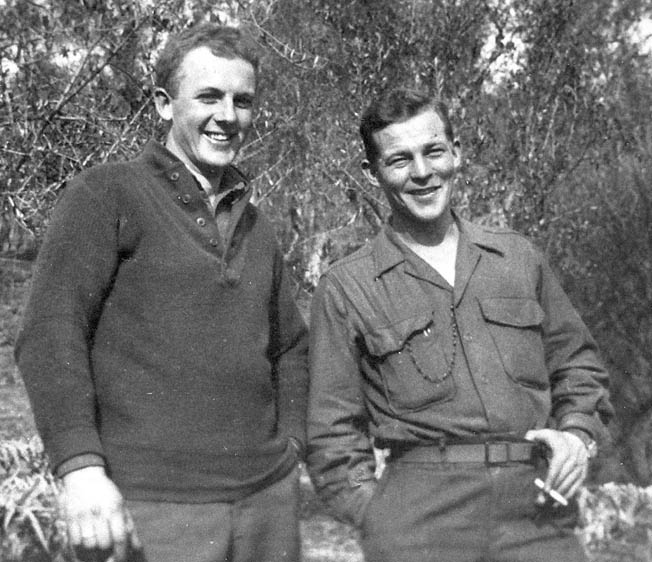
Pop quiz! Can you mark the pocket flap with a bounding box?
[479,298,544,328]
[363,313,433,357]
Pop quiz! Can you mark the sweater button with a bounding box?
[170,172,180,181]
[196,217,206,227]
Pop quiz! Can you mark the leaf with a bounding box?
[24,509,50,554]
[2,502,17,532]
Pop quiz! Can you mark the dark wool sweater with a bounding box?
[15,141,309,502]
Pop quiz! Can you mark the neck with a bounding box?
[165,137,224,193]
[392,211,456,248]
[393,212,459,286]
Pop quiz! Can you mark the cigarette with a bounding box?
[534,478,568,507]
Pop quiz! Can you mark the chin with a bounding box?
[407,209,447,223]
[201,153,236,169]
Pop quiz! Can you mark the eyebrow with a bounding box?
[382,147,411,160]
[195,87,255,97]
[195,87,224,96]
[383,140,446,158]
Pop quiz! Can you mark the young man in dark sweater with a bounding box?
[15,24,308,562]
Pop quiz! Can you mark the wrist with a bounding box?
[61,464,107,486]
[564,428,598,458]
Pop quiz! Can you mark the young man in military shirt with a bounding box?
[307,88,612,562]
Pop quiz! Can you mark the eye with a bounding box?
[234,95,254,109]
[426,146,445,157]
[197,93,221,104]
[387,156,409,168]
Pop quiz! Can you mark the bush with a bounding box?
[0,439,67,562]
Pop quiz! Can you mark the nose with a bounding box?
[215,96,237,123]
[410,155,431,181]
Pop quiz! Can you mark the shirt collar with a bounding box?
[370,225,408,278]
[370,211,506,279]
[458,215,507,256]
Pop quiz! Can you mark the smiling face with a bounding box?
[154,46,256,182]
[363,108,461,235]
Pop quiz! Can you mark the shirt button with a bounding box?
[170,172,180,181]
[209,238,219,247]
[196,217,206,227]
[181,194,191,204]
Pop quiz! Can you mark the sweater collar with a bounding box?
[138,140,250,198]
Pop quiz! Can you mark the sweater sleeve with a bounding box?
[14,172,120,471]
[268,247,309,455]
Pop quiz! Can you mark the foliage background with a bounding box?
[1,0,652,489]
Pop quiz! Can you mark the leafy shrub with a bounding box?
[0,439,68,562]
[580,484,652,561]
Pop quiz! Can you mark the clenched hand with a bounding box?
[60,466,141,561]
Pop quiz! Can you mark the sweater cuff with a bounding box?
[47,426,105,472]
[55,453,106,478]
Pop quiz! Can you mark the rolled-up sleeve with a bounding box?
[537,253,614,439]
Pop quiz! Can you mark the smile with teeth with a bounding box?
[407,185,441,196]
[204,131,234,143]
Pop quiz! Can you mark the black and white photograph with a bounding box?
[1,1,651,561]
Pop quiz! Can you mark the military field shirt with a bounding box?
[307,215,613,523]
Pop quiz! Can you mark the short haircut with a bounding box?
[360,88,454,163]
[155,23,260,97]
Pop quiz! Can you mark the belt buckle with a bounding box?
[485,441,511,464]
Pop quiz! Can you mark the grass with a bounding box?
[1,259,652,561]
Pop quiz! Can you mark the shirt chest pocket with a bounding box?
[479,298,548,389]
[362,313,457,412]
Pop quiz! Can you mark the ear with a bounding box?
[361,159,380,187]
[153,88,173,121]
[452,139,462,170]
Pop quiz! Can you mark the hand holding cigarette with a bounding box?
[525,429,590,505]
[534,477,568,507]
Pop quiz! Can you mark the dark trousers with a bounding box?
[125,466,301,562]
[360,460,588,562]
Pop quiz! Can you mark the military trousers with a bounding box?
[360,458,588,562]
